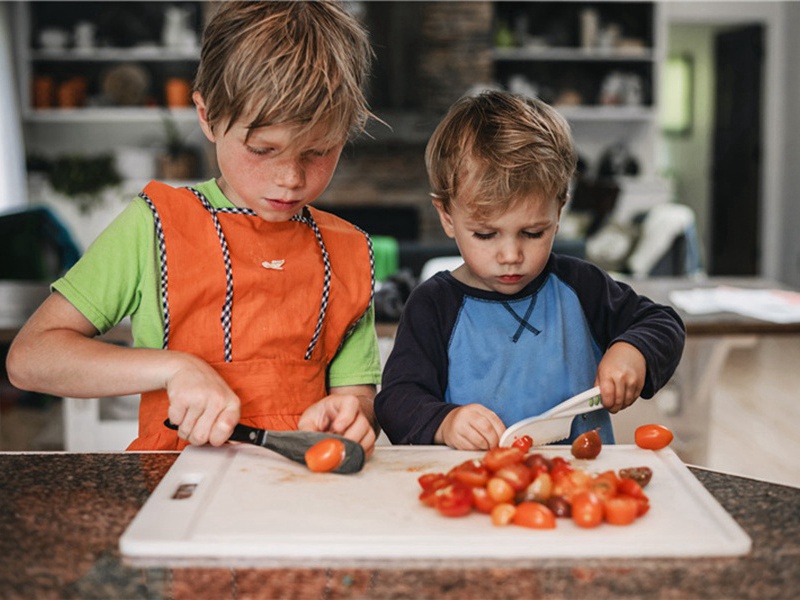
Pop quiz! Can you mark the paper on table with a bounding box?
[669,286,800,323]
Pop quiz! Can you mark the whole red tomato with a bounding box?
[571,491,603,528]
[304,438,346,473]
[635,424,674,450]
[513,501,556,529]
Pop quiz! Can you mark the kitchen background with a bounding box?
[0,1,798,486]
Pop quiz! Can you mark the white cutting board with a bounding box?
[120,445,751,562]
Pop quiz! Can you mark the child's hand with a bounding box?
[595,341,647,413]
[434,404,506,450]
[298,388,377,456]
[165,353,241,447]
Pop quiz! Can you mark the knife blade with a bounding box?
[163,419,365,474]
[498,386,604,447]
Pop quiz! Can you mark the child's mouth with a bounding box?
[498,274,523,284]
[265,198,300,211]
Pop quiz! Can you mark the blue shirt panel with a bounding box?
[445,273,612,441]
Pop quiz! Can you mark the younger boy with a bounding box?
[7,1,381,452]
[375,91,685,450]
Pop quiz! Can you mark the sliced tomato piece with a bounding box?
[471,486,498,514]
[490,503,517,527]
[448,459,490,487]
[511,435,533,452]
[590,470,620,501]
[604,495,639,525]
[433,481,474,517]
[483,447,525,472]
[513,501,556,529]
[494,462,533,492]
[486,476,515,503]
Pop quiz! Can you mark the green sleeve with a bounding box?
[327,303,382,388]
[51,197,164,349]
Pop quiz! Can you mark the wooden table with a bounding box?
[623,276,800,465]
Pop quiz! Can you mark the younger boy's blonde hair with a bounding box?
[194,1,373,147]
[425,90,577,218]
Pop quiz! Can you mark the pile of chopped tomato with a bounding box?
[417,445,651,529]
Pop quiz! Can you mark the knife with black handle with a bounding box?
[163,419,365,474]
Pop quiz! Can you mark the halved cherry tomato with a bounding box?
[434,481,474,517]
[483,447,525,472]
[518,471,552,503]
[513,501,556,529]
[635,424,674,450]
[418,474,452,507]
[552,468,592,502]
[603,495,639,526]
[471,486,498,514]
[448,459,490,487]
[490,503,517,526]
[494,462,533,492]
[571,491,604,528]
[618,466,653,488]
[617,478,650,516]
[590,470,620,501]
[511,435,533,452]
[524,453,551,477]
[304,438,346,473]
[486,476,515,503]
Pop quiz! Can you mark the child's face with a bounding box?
[434,192,562,295]
[197,96,344,222]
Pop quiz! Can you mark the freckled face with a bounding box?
[196,95,344,222]
[434,192,562,295]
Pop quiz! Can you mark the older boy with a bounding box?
[8,2,381,452]
[375,91,685,450]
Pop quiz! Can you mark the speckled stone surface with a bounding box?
[1,453,798,599]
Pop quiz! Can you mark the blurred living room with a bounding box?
[0,1,798,487]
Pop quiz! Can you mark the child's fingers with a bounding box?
[209,403,240,447]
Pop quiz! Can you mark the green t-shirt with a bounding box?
[52,179,381,388]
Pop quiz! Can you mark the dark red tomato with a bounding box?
[549,456,573,481]
[448,459,490,487]
[603,496,639,526]
[511,435,533,452]
[434,482,474,517]
[571,429,602,459]
[524,453,551,476]
[571,491,604,528]
[618,466,653,488]
[304,438,346,473]
[483,447,525,472]
[513,501,556,529]
[635,424,674,450]
[545,495,572,518]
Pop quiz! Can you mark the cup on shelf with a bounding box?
[165,78,192,108]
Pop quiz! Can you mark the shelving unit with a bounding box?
[492,1,664,176]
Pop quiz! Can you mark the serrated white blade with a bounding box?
[499,414,574,447]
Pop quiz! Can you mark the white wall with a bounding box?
[781,3,800,287]
[661,1,792,283]
[0,4,28,211]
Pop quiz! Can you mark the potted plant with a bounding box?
[28,153,122,214]
[157,115,199,181]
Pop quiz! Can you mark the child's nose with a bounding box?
[274,158,304,189]
[497,239,523,264]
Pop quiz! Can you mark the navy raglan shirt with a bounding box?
[375,254,686,445]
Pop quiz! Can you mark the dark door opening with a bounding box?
[709,25,764,275]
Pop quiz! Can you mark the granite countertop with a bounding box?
[1,452,798,599]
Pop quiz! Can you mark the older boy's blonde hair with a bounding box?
[194,1,373,146]
[426,90,577,217]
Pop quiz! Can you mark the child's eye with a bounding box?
[304,149,331,159]
[522,230,545,239]
[472,232,496,240]
[247,146,275,156]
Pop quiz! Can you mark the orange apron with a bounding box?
[127,181,373,450]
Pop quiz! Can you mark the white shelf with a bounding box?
[23,107,198,123]
[493,47,655,62]
[31,47,200,62]
[556,105,655,122]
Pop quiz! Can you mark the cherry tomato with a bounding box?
[490,503,517,527]
[571,491,604,528]
[511,435,533,452]
[618,466,653,488]
[617,479,650,516]
[434,482,474,517]
[545,495,571,518]
[590,470,620,501]
[513,501,556,529]
[494,462,533,492]
[304,438,346,473]
[552,468,592,502]
[635,424,674,450]
[603,496,639,526]
[483,447,525,472]
[471,486,498,514]
[486,476,515,503]
[418,474,452,507]
[448,459,491,487]
[571,429,602,459]
[524,453,551,477]
[518,471,552,503]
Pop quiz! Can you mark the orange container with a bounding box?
[165,78,191,108]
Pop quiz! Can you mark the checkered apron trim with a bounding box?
[141,188,332,362]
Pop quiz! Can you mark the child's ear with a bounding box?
[193,92,216,143]
[432,199,456,239]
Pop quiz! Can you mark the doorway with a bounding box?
[709,25,764,275]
